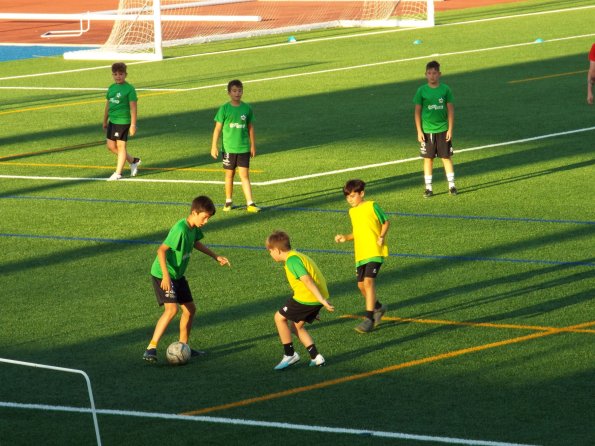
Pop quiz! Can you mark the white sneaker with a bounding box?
[309,354,325,367]
[107,172,122,181]
[130,158,141,177]
[274,353,300,370]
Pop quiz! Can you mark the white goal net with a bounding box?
[64,0,434,61]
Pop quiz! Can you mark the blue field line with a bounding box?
[1,195,594,225]
[2,233,593,267]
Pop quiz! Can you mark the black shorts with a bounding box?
[278,298,322,324]
[222,151,250,170]
[106,122,130,142]
[356,262,382,282]
[151,275,193,306]
[420,131,453,159]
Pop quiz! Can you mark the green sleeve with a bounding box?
[373,202,388,224]
[286,255,308,280]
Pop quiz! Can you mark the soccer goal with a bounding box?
[60,0,434,61]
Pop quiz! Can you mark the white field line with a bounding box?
[1,32,594,91]
[0,5,594,83]
[1,126,593,186]
[0,401,540,446]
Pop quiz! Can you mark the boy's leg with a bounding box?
[179,302,196,344]
[293,320,314,349]
[442,157,457,194]
[274,312,300,370]
[148,303,178,348]
[355,277,378,333]
[106,139,118,156]
[115,140,133,175]
[423,158,433,196]
[238,167,254,204]
[224,169,235,202]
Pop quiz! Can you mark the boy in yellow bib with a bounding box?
[335,179,390,333]
[266,231,334,370]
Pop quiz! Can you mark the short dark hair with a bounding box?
[343,179,366,196]
[227,79,243,92]
[191,196,216,215]
[426,60,440,71]
[111,62,127,73]
[266,230,291,251]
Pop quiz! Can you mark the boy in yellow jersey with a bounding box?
[335,179,390,333]
[266,231,334,370]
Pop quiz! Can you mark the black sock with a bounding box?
[366,311,374,321]
[374,301,382,310]
[306,344,319,359]
[132,157,140,164]
[283,343,294,356]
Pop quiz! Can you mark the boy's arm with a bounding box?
[211,122,223,159]
[103,101,110,129]
[248,123,256,157]
[156,243,172,291]
[194,240,230,267]
[414,104,424,143]
[299,275,334,312]
[378,219,390,246]
[446,102,454,141]
[129,101,137,137]
[588,60,595,105]
[334,233,354,243]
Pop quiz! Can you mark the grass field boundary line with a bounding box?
[2,31,595,91]
[0,402,540,446]
[2,233,593,267]
[340,315,595,334]
[2,195,593,225]
[182,321,593,417]
[2,125,594,187]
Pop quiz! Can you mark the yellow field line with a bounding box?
[181,320,594,416]
[0,91,179,116]
[508,70,586,84]
[341,314,595,334]
[0,141,105,161]
[0,161,263,173]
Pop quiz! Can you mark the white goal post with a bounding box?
[0,0,434,61]
[0,357,101,446]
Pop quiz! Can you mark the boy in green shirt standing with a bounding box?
[267,231,334,370]
[103,62,141,181]
[211,79,261,212]
[143,196,230,362]
[413,60,457,197]
[335,179,390,333]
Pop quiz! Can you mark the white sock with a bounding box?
[424,175,433,191]
[446,172,455,188]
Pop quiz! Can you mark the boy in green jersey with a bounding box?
[267,231,334,370]
[143,196,230,363]
[211,79,261,213]
[103,62,141,181]
[335,179,390,333]
[413,60,457,197]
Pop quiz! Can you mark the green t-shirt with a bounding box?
[214,101,254,154]
[413,83,453,133]
[150,219,204,280]
[106,82,137,124]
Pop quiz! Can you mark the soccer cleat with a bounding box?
[130,158,141,177]
[246,204,261,213]
[373,304,388,327]
[190,348,206,357]
[423,189,433,198]
[355,318,374,333]
[449,186,458,196]
[223,202,233,212]
[143,348,157,363]
[108,172,122,181]
[309,354,326,367]
[274,353,300,370]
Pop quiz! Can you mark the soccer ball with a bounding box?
[166,342,191,365]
